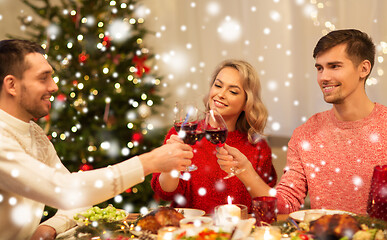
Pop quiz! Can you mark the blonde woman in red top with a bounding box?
[152,59,277,214]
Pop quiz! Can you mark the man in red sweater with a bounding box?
[217,29,387,215]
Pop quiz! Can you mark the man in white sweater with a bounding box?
[0,39,193,239]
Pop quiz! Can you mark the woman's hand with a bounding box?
[216,144,252,172]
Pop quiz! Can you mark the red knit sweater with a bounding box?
[276,103,387,214]
[151,128,277,214]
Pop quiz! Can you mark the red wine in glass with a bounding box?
[173,122,198,132]
[205,129,227,146]
[205,109,245,179]
[183,130,205,145]
[173,102,206,172]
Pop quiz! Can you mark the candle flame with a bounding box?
[264,227,272,240]
[227,195,232,205]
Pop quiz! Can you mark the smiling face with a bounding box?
[15,53,58,121]
[314,44,368,105]
[208,67,246,130]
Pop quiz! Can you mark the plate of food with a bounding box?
[175,208,206,218]
[133,206,185,235]
[289,209,355,222]
[173,227,232,240]
[290,213,386,240]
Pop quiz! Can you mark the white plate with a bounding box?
[289,209,355,222]
[175,208,206,217]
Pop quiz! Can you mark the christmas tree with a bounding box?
[14,0,166,219]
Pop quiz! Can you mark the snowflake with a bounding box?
[369,133,380,143]
[9,197,17,206]
[170,170,180,178]
[269,188,277,196]
[380,186,387,198]
[114,195,123,203]
[270,11,281,22]
[94,180,104,188]
[11,169,20,178]
[181,172,191,181]
[11,204,33,226]
[206,2,220,16]
[198,187,207,196]
[352,176,363,187]
[217,16,241,42]
[301,140,311,151]
[174,194,187,206]
[215,180,225,191]
[140,206,149,215]
[123,203,134,213]
[6,152,15,160]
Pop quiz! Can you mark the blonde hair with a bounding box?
[203,59,268,144]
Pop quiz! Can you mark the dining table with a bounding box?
[55,213,290,239]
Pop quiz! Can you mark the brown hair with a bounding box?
[0,39,45,89]
[313,29,375,79]
[203,59,268,144]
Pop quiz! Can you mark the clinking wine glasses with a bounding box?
[173,102,206,172]
[205,109,245,179]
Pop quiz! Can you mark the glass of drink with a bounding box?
[173,101,205,171]
[252,196,277,226]
[204,109,228,146]
[205,109,245,179]
[367,164,387,221]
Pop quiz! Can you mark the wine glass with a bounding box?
[205,109,245,179]
[173,101,205,172]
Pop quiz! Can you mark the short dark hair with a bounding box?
[313,29,375,78]
[0,39,45,89]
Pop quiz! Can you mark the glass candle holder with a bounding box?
[367,165,387,221]
[252,196,277,226]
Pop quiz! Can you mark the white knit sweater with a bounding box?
[0,109,145,239]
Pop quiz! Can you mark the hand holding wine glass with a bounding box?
[205,109,245,179]
[173,101,206,171]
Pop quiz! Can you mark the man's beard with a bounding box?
[19,84,49,120]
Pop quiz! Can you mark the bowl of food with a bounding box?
[74,204,128,226]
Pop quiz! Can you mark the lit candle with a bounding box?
[215,196,241,225]
[252,226,282,240]
[157,226,178,240]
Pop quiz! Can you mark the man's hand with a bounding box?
[140,142,193,175]
[30,225,56,240]
[165,134,184,144]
